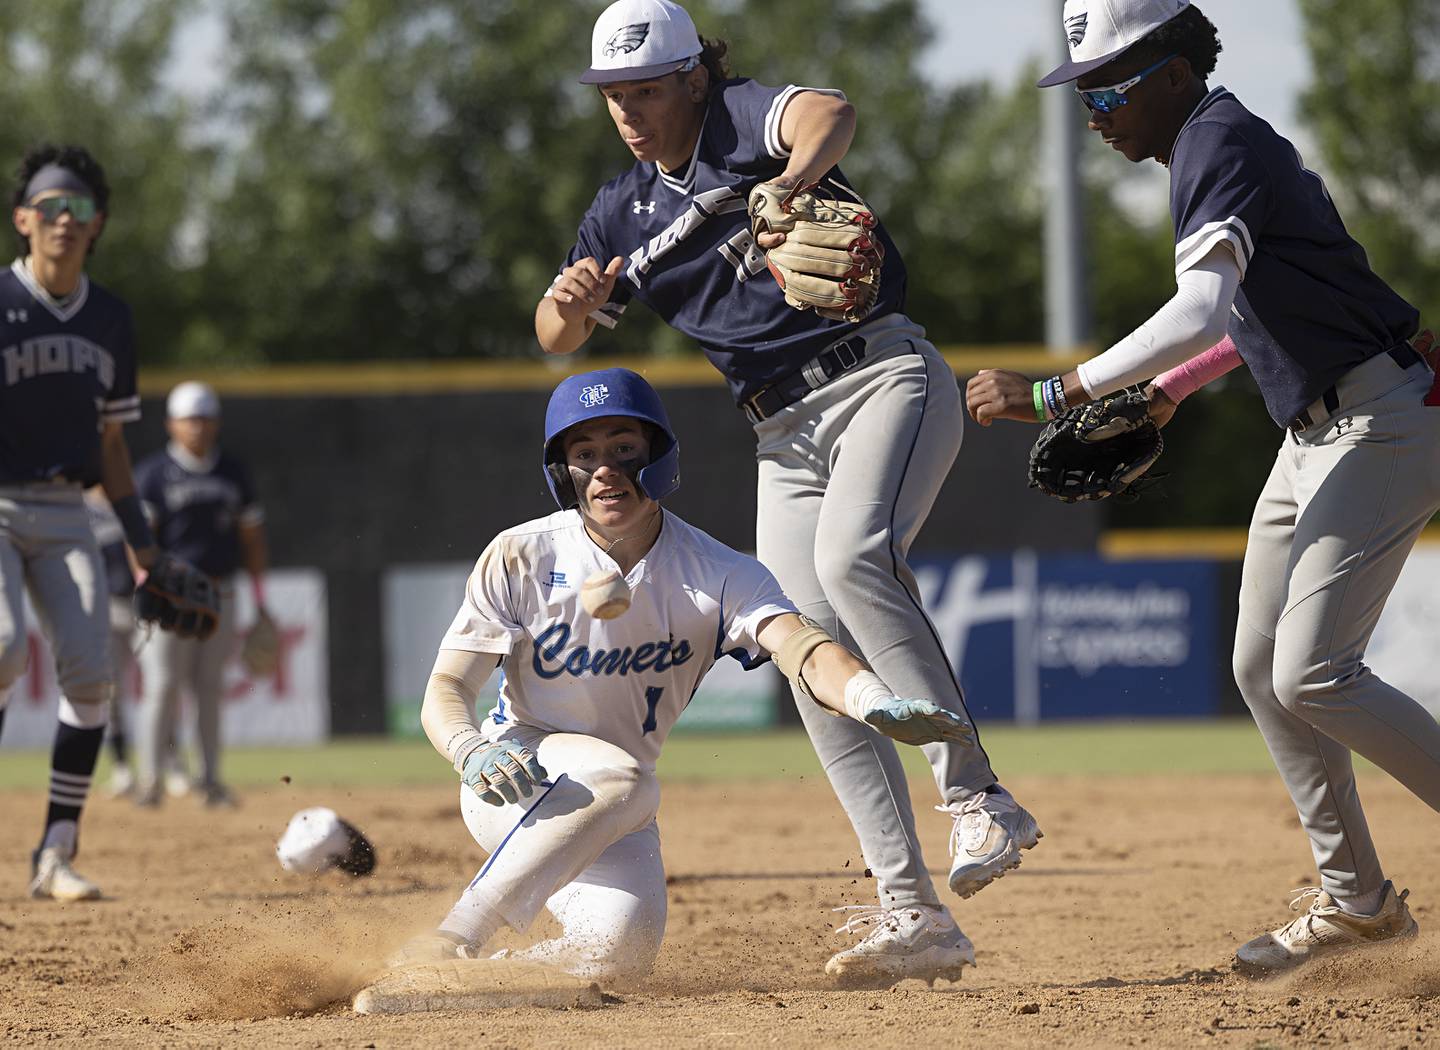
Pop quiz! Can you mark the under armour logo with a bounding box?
[579,383,610,408]
[633,200,656,214]
[5,308,27,323]
[1065,12,1089,47]
[603,22,650,58]
[1335,416,1354,433]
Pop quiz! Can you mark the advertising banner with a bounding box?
[2,569,328,749]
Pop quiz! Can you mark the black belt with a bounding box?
[1289,342,1423,430]
[742,335,868,424]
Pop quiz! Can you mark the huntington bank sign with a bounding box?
[912,554,1218,723]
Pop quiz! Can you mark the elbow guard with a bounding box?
[774,616,834,701]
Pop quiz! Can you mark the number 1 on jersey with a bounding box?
[642,686,663,735]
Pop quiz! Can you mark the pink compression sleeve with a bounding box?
[1153,336,1244,404]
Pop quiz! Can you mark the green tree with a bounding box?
[0,0,206,366]
[1298,0,1440,325]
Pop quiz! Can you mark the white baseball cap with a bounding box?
[166,380,221,420]
[580,0,702,85]
[276,806,376,877]
[1038,0,1190,87]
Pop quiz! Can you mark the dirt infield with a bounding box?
[2,769,1438,1048]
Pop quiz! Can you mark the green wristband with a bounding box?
[1032,381,1047,422]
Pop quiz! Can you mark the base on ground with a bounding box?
[352,957,605,1014]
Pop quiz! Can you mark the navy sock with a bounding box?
[108,723,129,765]
[43,723,105,852]
[0,706,7,740]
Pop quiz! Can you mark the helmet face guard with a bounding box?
[543,368,680,510]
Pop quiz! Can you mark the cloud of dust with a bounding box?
[128,895,446,1020]
[1260,933,1440,999]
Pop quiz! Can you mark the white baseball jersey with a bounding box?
[440,509,794,769]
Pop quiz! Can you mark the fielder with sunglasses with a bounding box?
[967,0,1440,974]
[0,145,175,900]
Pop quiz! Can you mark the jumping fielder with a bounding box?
[132,381,269,808]
[0,145,217,900]
[535,0,1040,983]
[967,0,1440,974]
[404,368,975,984]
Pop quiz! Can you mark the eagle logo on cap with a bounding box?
[1065,13,1089,47]
[603,22,650,58]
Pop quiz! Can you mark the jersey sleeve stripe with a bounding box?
[1176,218,1254,280]
[764,86,848,160]
[589,302,626,329]
[101,403,142,424]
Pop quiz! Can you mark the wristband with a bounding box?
[1048,376,1070,415]
[843,670,893,722]
[111,494,155,552]
[1032,382,1047,422]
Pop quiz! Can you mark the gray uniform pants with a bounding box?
[754,314,996,909]
[1235,350,1440,900]
[138,579,235,790]
[0,486,112,709]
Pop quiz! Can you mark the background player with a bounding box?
[404,367,977,985]
[534,0,1040,982]
[132,380,270,808]
[0,144,168,899]
[965,0,1440,974]
[82,487,140,797]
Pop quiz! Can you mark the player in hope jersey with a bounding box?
[402,368,977,986]
[966,0,1440,975]
[535,0,1041,983]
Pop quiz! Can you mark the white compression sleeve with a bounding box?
[1077,244,1241,399]
[421,649,501,772]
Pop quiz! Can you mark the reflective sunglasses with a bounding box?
[1076,54,1178,114]
[25,195,98,223]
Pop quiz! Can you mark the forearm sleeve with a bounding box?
[1153,336,1245,404]
[1077,244,1241,399]
[421,649,500,772]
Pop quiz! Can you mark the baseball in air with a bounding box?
[581,569,631,619]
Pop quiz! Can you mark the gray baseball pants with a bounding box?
[754,313,997,909]
[138,578,235,791]
[1235,350,1440,901]
[0,486,112,711]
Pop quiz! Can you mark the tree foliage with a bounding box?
[1298,0,1440,325]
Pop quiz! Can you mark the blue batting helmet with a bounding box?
[543,368,681,509]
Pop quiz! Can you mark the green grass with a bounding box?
[0,719,1286,792]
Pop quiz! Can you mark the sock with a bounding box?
[108,723,129,765]
[1335,885,1386,917]
[42,723,105,855]
[0,705,7,740]
[438,893,507,948]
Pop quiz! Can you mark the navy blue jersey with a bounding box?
[134,446,263,578]
[84,493,136,597]
[550,79,908,405]
[0,260,140,483]
[1169,88,1419,426]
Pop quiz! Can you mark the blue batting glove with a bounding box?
[864,698,977,747]
[461,742,548,807]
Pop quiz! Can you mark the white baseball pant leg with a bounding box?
[441,729,666,981]
[1235,353,1440,900]
[755,318,997,909]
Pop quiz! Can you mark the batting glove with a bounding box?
[864,698,976,747]
[461,742,548,807]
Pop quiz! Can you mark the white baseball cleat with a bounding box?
[29,847,102,902]
[940,786,1042,898]
[1235,881,1417,976]
[824,903,975,988]
[107,765,136,799]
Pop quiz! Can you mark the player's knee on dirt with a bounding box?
[58,695,110,730]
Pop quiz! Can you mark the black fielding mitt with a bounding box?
[135,552,221,640]
[1028,389,1165,503]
